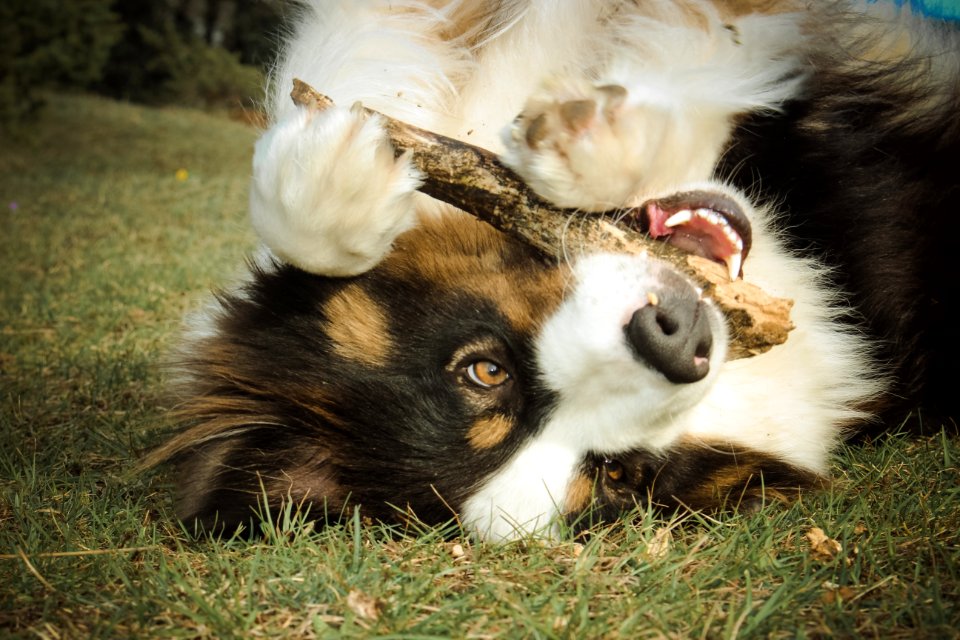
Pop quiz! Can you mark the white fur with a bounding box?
[683,194,883,471]
[534,253,726,454]
[252,0,882,540]
[461,439,581,541]
[463,253,728,540]
[498,3,806,208]
[268,1,473,131]
[250,107,422,275]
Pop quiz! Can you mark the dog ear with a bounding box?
[172,431,347,537]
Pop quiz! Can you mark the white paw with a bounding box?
[250,106,422,276]
[500,81,724,211]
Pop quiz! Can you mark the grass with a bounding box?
[1,93,958,639]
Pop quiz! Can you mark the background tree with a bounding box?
[0,0,123,125]
[99,0,284,108]
[1,0,284,128]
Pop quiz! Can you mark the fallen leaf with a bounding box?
[806,526,842,562]
[820,581,858,604]
[346,589,384,621]
[552,615,570,631]
[645,526,673,560]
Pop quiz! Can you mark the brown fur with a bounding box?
[467,414,516,450]
[323,284,392,367]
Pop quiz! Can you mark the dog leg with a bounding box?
[250,106,422,276]
[500,79,731,211]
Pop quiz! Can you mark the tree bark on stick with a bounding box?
[290,79,793,359]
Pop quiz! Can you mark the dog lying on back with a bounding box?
[155,1,959,540]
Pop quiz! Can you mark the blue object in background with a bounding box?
[871,0,960,20]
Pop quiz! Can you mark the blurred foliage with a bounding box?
[109,15,263,108]
[1,0,284,129]
[99,0,284,108]
[0,0,124,125]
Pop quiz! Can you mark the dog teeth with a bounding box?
[725,251,743,281]
[667,209,742,244]
[661,206,745,279]
[695,207,722,225]
[667,207,745,276]
[664,210,693,227]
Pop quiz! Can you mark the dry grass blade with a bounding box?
[0,546,161,560]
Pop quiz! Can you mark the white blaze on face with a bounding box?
[537,253,727,452]
[461,252,728,541]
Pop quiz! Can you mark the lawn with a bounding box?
[1,93,958,639]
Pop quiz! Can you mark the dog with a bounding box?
[154,0,959,540]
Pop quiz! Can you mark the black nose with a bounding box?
[624,276,713,384]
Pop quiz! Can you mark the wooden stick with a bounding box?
[290,79,793,359]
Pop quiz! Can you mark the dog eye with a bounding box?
[604,459,625,482]
[465,360,510,388]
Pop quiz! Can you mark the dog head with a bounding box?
[161,202,817,540]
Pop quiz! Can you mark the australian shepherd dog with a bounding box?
[153,1,958,540]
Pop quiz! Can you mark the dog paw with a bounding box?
[250,105,422,276]
[501,82,716,211]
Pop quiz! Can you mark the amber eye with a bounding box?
[604,459,624,482]
[465,360,510,388]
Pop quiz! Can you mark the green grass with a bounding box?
[1,93,958,639]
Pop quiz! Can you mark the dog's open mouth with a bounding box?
[633,191,752,280]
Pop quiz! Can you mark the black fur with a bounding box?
[169,221,561,534]
[718,20,960,426]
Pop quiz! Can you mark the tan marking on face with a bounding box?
[471,270,567,333]
[382,212,569,334]
[466,414,514,450]
[323,284,391,367]
[563,472,596,515]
